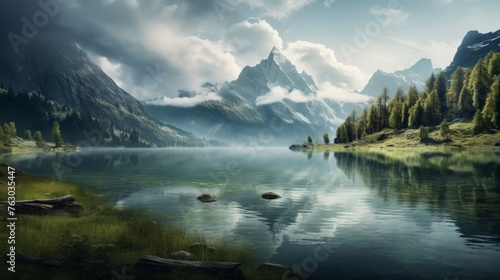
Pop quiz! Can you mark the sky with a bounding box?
[1,0,499,103]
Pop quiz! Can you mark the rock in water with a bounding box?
[261,192,281,200]
[169,251,198,261]
[197,193,217,203]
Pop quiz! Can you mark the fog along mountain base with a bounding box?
[145,47,364,146]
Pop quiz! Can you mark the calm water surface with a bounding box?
[2,148,500,280]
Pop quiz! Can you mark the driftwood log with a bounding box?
[0,195,84,215]
[136,255,246,280]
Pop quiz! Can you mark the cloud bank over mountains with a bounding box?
[0,0,368,103]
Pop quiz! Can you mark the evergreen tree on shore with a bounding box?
[51,121,64,147]
[447,67,465,118]
[335,52,500,142]
[482,75,500,128]
[34,131,44,147]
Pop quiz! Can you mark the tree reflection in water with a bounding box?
[334,151,500,244]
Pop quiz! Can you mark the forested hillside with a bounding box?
[0,87,147,147]
[335,52,500,143]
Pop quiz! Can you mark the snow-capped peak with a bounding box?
[267,47,294,71]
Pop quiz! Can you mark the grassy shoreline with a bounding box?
[297,121,500,153]
[1,137,78,154]
[0,165,261,280]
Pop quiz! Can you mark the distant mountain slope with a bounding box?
[0,34,203,147]
[444,29,500,76]
[361,58,440,97]
[145,48,363,145]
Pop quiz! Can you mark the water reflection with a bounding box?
[334,151,500,244]
[2,148,500,279]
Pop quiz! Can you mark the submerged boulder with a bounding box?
[261,192,281,200]
[197,193,216,203]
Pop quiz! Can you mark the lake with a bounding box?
[2,148,500,280]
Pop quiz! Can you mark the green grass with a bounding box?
[309,121,500,153]
[0,168,265,280]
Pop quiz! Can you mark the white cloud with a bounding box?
[146,91,223,107]
[387,36,460,69]
[223,19,283,67]
[256,86,313,105]
[140,24,241,93]
[316,82,371,103]
[88,53,126,89]
[245,0,314,20]
[256,83,371,105]
[369,6,410,26]
[283,41,367,91]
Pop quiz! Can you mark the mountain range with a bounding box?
[145,47,363,145]
[1,29,499,147]
[444,29,500,76]
[0,34,204,147]
[361,58,441,97]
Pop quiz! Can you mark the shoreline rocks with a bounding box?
[289,141,314,151]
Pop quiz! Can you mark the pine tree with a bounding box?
[367,104,378,134]
[380,87,390,128]
[447,67,465,118]
[356,108,368,138]
[434,71,448,113]
[470,58,491,110]
[487,52,500,78]
[472,110,486,135]
[409,100,424,127]
[388,87,404,112]
[402,86,419,128]
[24,130,32,140]
[423,90,442,127]
[482,75,500,128]
[323,133,330,144]
[458,84,474,117]
[51,121,64,147]
[9,122,16,137]
[34,131,44,147]
[439,120,451,140]
[337,124,348,143]
[425,73,436,92]
[389,101,403,129]
[307,135,313,144]
[420,90,429,101]
[2,123,11,144]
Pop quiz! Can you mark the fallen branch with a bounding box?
[0,195,84,215]
[136,255,246,280]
